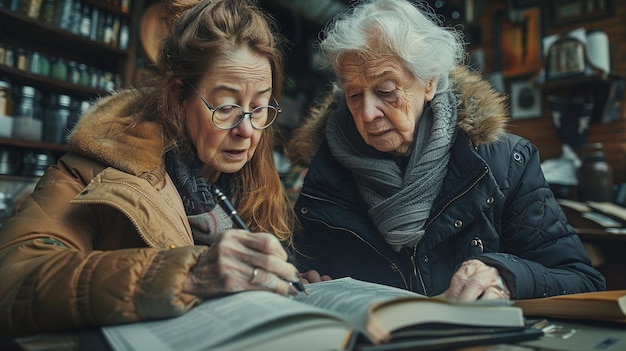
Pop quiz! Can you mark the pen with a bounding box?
[211,186,308,295]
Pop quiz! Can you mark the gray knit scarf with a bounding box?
[326,91,458,251]
[164,150,233,246]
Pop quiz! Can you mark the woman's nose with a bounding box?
[361,96,382,122]
[232,114,254,137]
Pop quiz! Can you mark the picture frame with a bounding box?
[549,0,614,27]
[508,77,542,119]
[494,6,543,78]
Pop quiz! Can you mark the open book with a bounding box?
[514,290,626,323]
[102,277,528,351]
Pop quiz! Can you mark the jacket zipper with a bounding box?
[312,218,411,290]
[300,193,410,290]
[411,166,490,295]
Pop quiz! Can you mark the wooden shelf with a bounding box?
[0,9,128,68]
[0,65,108,100]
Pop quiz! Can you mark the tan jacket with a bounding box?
[0,90,207,336]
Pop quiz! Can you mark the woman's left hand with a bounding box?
[440,259,510,301]
[298,270,332,284]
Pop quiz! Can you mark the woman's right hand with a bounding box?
[183,229,300,298]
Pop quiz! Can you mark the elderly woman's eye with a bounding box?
[348,93,362,101]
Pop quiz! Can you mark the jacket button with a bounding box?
[423,255,429,263]
[470,237,484,255]
[390,263,400,272]
[454,220,463,228]
[147,174,154,181]
[300,207,308,214]
[513,152,522,162]
[169,244,177,249]
[486,197,494,205]
[80,190,90,195]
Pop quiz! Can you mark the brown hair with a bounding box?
[134,0,295,243]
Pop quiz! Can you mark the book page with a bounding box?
[103,290,349,351]
[294,278,421,332]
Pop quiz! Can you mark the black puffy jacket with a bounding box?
[288,68,605,299]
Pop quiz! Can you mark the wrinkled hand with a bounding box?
[183,229,300,298]
[440,259,510,302]
[298,270,332,284]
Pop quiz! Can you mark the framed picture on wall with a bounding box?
[494,6,543,78]
[508,77,542,119]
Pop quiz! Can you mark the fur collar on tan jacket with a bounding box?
[70,89,166,177]
[287,67,509,167]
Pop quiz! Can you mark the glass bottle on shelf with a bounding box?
[39,0,56,25]
[79,3,91,38]
[55,0,73,31]
[120,0,130,14]
[104,13,114,46]
[90,6,101,42]
[118,18,129,50]
[69,0,81,35]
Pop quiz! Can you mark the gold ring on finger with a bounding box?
[250,267,260,283]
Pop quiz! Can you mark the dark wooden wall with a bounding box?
[471,1,626,184]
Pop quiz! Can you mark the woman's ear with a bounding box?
[172,78,187,108]
[425,78,437,101]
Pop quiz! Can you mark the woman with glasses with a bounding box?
[0,0,302,336]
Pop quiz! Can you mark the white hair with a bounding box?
[319,0,466,91]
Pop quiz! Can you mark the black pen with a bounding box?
[211,186,308,295]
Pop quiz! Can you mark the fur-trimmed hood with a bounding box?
[286,67,509,167]
[68,89,166,176]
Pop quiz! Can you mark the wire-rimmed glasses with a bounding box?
[190,86,281,130]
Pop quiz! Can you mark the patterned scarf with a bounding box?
[164,150,233,246]
[326,91,458,251]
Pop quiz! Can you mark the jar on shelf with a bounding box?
[79,3,91,38]
[43,93,71,144]
[0,79,13,138]
[27,51,41,75]
[3,45,15,68]
[38,54,51,77]
[12,85,43,141]
[0,79,13,116]
[15,48,28,71]
[578,143,614,202]
[50,57,68,81]
[78,63,89,86]
[0,43,6,65]
[67,60,80,85]
[20,0,42,19]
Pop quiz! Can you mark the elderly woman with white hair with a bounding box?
[289,0,605,301]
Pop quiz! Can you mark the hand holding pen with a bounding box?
[211,186,308,296]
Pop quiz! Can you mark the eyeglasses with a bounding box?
[190,86,281,130]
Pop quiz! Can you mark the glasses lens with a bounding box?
[213,105,278,129]
[213,105,242,129]
[251,106,278,129]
